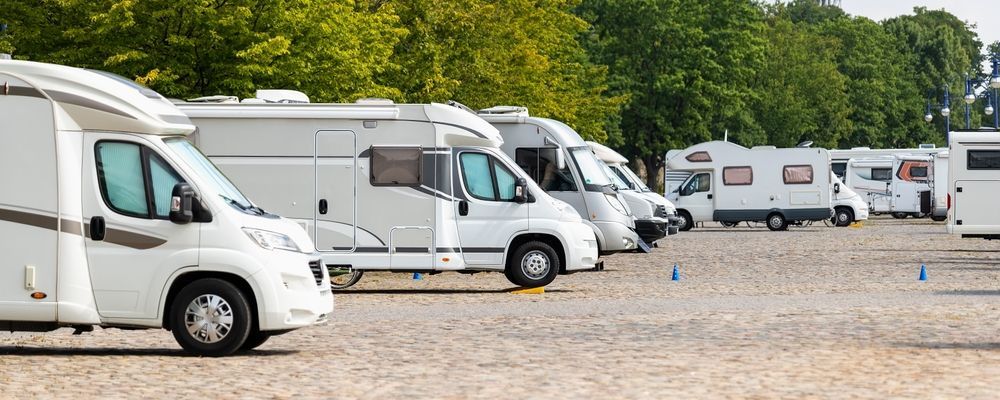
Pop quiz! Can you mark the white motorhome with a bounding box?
[931,151,949,221]
[948,131,1000,238]
[843,155,932,218]
[830,173,869,226]
[587,141,680,241]
[477,107,640,254]
[179,95,599,289]
[830,145,944,180]
[665,141,833,231]
[0,60,331,356]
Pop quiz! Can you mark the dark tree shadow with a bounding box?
[0,346,297,357]
[934,290,1000,296]
[895,342,1000,350]
[337,288,572,295]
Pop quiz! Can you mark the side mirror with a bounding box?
[169,183,195,224]
[833,183,841,194]
[514,178,528,204]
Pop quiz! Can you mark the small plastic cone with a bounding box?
[413,272,422,280]
[672,264,680,281]
[919,264,927,281]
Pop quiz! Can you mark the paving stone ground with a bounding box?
[2,217,1000,399]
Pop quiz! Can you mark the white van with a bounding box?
[844,155,932,218]
[0,60,331,356]
[665,141,833,231]
[587,141,680,241]
[476,107,640,254]
[948,131,1000,238]
[830,173,869,226]
[179,94,599,289]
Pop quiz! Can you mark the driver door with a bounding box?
[455,151,529,265]
[679,173,714,222]
[82,134,200,319]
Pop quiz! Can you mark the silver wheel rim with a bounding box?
[770,216,782,229]
[679,215,688,228]
[185,294,235,344]
[521,250,551,280]
[837,212,849,224]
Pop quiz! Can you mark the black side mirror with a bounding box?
[170,183,195,224]
[834,183,841,194]
[514,178,528,204]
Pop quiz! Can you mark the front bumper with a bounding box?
[252,254,334,331]
[593,220,639,254]
[564,222,599,272]
[635,218,669,243]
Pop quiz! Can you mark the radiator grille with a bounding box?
[308,260,324,287]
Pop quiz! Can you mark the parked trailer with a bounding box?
[665,141,833,231]
[587,141,678,244]
[477,106,640,255]
[180,94,599,289]
[0,60,331,356]
[948,131,1000,238]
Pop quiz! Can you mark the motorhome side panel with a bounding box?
[0,75,59,321]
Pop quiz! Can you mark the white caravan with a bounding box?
[0,60,331,356]
[665,141,833,231]
[947,131,1000,238]
[477,107,640,254]
[843,155,932,218]
[830,145,944,180]
[931,151,949,221]
[830,173,869,226]
[179,95,599,289]
[587,141,680,241]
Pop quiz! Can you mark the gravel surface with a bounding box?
[2,217,999,399]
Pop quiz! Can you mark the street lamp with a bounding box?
[924,85,952,142]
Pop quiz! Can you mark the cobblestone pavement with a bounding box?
[2,217,1000,399]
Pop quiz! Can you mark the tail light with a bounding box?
[947,193,951,210]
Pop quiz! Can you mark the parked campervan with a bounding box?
[0,60,332,356]
[179,95,599,289]
[830,145,944,180]
[947,131,1000,238]
[587,141,680,241]
[665,141,833,231]
[830,173,869,226]
[843,155,932,218]
[476,107,641,254]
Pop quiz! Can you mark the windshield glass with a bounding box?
[602,163,630,190]
[570,148,612,188]
[164,138,256,211]
[617,164,651,192]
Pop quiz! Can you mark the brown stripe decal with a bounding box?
[48,90,137,120]
[0,207,166,250]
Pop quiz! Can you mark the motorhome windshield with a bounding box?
[570,147,612,190]
[164,138,258,213]
[618,165,651,192]
[602,163,630,190]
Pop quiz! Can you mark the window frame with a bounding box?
[369,146,423,187]
[459,151,520,203]
[514,147,578,192]
[871,168,892,182]
[967,150,1000,170]
[722,166,754,186]
[94,140,184,220]
[685,151,712,162]
[782,164,814,185]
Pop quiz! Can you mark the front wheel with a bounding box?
[505,241,560,288]
[931,215,947,222]
[240,331,271,352]
[170,278,253,357]
[329,268,364,289]
[677,210,694,232]
[720,221,738,228]
[833,208,854,227]
[766,213,787,231]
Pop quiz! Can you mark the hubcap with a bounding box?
[185,294,234,344]
[838,212,849,223]
[521,250,551,280]
[770,216,782,228]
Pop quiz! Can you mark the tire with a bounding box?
[721,221,738,228]
[891,212,908,219]
[169,278,253,357]
[931,215,947,222]
[505,241,560,288]
[240,330,271,352]
[834,207,854,227]
[766,213,787,231]
[329,268,364,290]
[677,210,694,232]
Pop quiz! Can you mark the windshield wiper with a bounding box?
[220,195,258,214]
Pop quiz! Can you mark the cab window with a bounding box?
[460,152,518,202]
[514,148,577,191]
[896,161,928,182]
[680,173,710,196]
[96,141,184,219]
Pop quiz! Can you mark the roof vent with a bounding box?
[478,106,529,116]
[751,145,777,150]
[918,143,936,149]
[255,89,309,103]
[355,97,394,105]
[446,100,475,114]
[850,147,871,150]
[0,54,11,60]
[187,95,239,103]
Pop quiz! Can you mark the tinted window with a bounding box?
[832,162,846,178]
[681,173,710,196]
[968,150,1000,170]
[871,168,892,181]
[515,148,577,191]
[686,151,712,162]
[371,147,421,185]
[723,166,753,185]
[96,142,149,217]
[783,165,814,184]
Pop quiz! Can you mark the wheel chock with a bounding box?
[510,287,545,295]
[849,221,863,228]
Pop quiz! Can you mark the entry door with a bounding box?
[314,130,357,252]
[678,173,714,222]
[455,151,529,265]
[82,134,199,319]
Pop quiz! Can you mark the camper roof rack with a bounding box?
[478,106,529,116]
[254,89,309,104]
[446,100,476,114]
[187,95,239,103]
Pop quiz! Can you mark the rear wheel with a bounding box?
[677,210,694,231]
[329,268,363,289]
[766,213,787,231]
[833,207,854,227]
[505,241,560,288]
[891,212,909,219]
[931,215,947,222]
[169,278,253,357]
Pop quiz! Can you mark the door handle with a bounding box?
[318,199,328,215]
[459,200,469,216]
[90,216,106,241]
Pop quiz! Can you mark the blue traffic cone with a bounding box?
[672,264,680,281]
[918,264,927,281]
[413,272,423,280]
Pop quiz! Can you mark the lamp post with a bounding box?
[991,56,1000,130]
[924,85,951,142]
[963,61,1000,131]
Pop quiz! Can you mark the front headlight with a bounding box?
[243,228,301,252]
[605,193,629,216]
